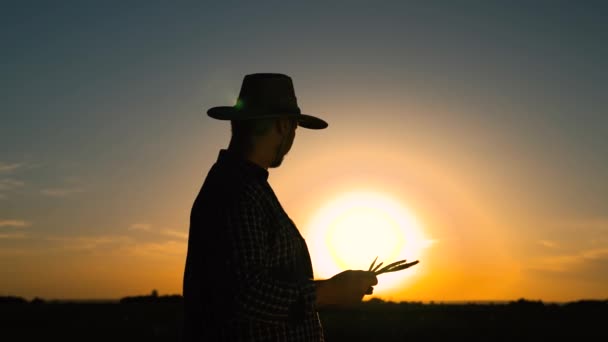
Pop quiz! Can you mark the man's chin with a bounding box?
[270,155,286,168]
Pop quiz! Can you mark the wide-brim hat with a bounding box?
[207,73,328,129]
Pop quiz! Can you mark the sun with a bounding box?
[306,191,431,292]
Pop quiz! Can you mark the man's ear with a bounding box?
[275,117,290,135]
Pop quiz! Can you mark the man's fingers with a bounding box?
[359,271,378,285]
[352,270,378,287]
[369,274,378,286]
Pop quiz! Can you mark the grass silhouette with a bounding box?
[2,295,606,341]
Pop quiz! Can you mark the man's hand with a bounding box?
[315,270,378,308]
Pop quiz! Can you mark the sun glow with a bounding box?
[306,191,432,293]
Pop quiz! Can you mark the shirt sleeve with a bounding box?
[225,191,317,324]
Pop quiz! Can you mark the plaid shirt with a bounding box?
[183,149,324,341]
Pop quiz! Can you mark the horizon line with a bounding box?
[4,295,607,305]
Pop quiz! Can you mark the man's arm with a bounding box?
[226,193,316,323]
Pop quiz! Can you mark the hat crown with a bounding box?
[206,73,328,129]
[237,73,300,114]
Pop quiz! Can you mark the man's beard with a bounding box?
[270,145,286,168]
[270,135,289,168]
[270,155,284,168]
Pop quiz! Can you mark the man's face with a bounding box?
[270,118,297,168]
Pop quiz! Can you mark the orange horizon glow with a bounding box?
[3,138,605,303]
[2,127,605,303]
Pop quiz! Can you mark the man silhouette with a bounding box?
[183,73,378,341]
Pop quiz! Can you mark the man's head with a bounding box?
[229,116,297,168]
[206,73,327,168]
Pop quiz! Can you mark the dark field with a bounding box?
[1,296,606,341]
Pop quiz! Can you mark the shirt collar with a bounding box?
[217,149,269,181]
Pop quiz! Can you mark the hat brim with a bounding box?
[207,106,328,130]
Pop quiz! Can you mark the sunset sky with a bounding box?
[1,1,607,302]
